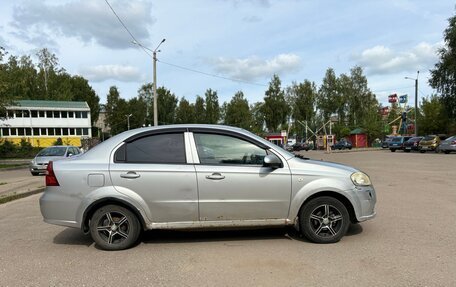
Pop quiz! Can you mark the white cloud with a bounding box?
[211,53,302,81]
[10,0,154,49]
[80,65,142,82]
[353,42,442,75]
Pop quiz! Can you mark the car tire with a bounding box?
[89,205,141,251]
[31,172,40,176]
[299,196,350,244]
[420,150,425,153]
[404,149,410,153]
[390,149,396,152]
[444,150,450,154]
[348,147,352,150]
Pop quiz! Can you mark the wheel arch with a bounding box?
[81,197,147,234]
[298,191,357,224]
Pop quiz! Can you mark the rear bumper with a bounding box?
[39,187,82,229]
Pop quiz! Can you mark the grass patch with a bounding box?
[0,188,44,204]
[0,163,28,169]
[0,182,7,185]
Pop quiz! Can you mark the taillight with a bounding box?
[452,140,456,145]
[46,161,60,186]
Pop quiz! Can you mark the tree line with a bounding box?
[2,8,456,143]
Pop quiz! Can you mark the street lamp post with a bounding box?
[132,39,166,126]
[126,114,132,130]
[405,71,419,136]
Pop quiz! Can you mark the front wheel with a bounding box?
[390,149,396,152]
[89,205,141,250]
[299,196,350,243]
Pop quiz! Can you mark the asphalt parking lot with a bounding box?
[0,150,454,286]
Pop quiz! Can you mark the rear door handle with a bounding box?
[120,171,140,179]
[206,173,225,180]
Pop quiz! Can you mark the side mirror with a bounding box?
[263,154,282,169]
[67,153,74,157]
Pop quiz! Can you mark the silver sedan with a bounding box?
[40,125,376,250]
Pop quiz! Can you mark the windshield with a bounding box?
[37,147,67,157]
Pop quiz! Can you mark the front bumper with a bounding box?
[30,163,48,173]
[349,185,377,222]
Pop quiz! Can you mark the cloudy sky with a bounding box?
[0,0,454,107]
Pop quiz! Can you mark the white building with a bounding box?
[0,100,91,147]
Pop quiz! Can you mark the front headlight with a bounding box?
[351,172,372,186]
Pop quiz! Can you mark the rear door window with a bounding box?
[120,133,186,164]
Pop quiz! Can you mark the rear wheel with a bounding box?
[299,196,350,243]
[404,149,410,153]
[89,205,141,250]
[390,149,396,152]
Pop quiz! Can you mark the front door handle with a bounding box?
[120,171,140,179]
[206,173,225,180]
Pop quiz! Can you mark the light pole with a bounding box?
[132,39,166,126]
[126,114,132,130]
[405,71,419,136]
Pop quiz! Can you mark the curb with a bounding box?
[0,187,45,204]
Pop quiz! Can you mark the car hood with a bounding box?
[287,157,358,177]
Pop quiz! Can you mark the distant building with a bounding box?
[0,100,91,147]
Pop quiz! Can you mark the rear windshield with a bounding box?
[423,136,435,141]
[37,147,67,157]
[391,137,402,142]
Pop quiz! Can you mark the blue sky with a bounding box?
[0,0,454,108]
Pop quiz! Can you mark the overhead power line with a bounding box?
[104,0,268,87]
[158,60,268,87]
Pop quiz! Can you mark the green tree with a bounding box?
[0,47,14,118]
[137,83,153,125]
[36,48,59,98]
[250,102,265,134]
[194,96,206,124]
[105,86,128,135]
[204,89,220,124]
[419,95,449,135]
[127,96,148,129]
[156,87,178,125]
[224,91,252,129]
[69,75,100,125]
[317,68,340,121]
[175,97,196,124]
[261,74,289,132]
[287,80,317,138]
[429,12,456,121]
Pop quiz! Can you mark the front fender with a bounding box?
[288,176,356,220]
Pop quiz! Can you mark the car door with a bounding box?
[109,131,198,222]
[191,132,292,221]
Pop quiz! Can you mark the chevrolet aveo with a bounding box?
[40,125,376,250]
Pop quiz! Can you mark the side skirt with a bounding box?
[147,218,294,230]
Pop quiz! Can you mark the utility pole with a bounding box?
[414,71,419,136]
[152,39,166,126]
[405,71,419,136]
[132,38,166,126]
[126,114,132,130]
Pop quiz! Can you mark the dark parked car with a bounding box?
[382,137,393,149]
[403,137,423,152]
[332,139,352,150]
[291,142,310,151]
[389,136,412,152]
